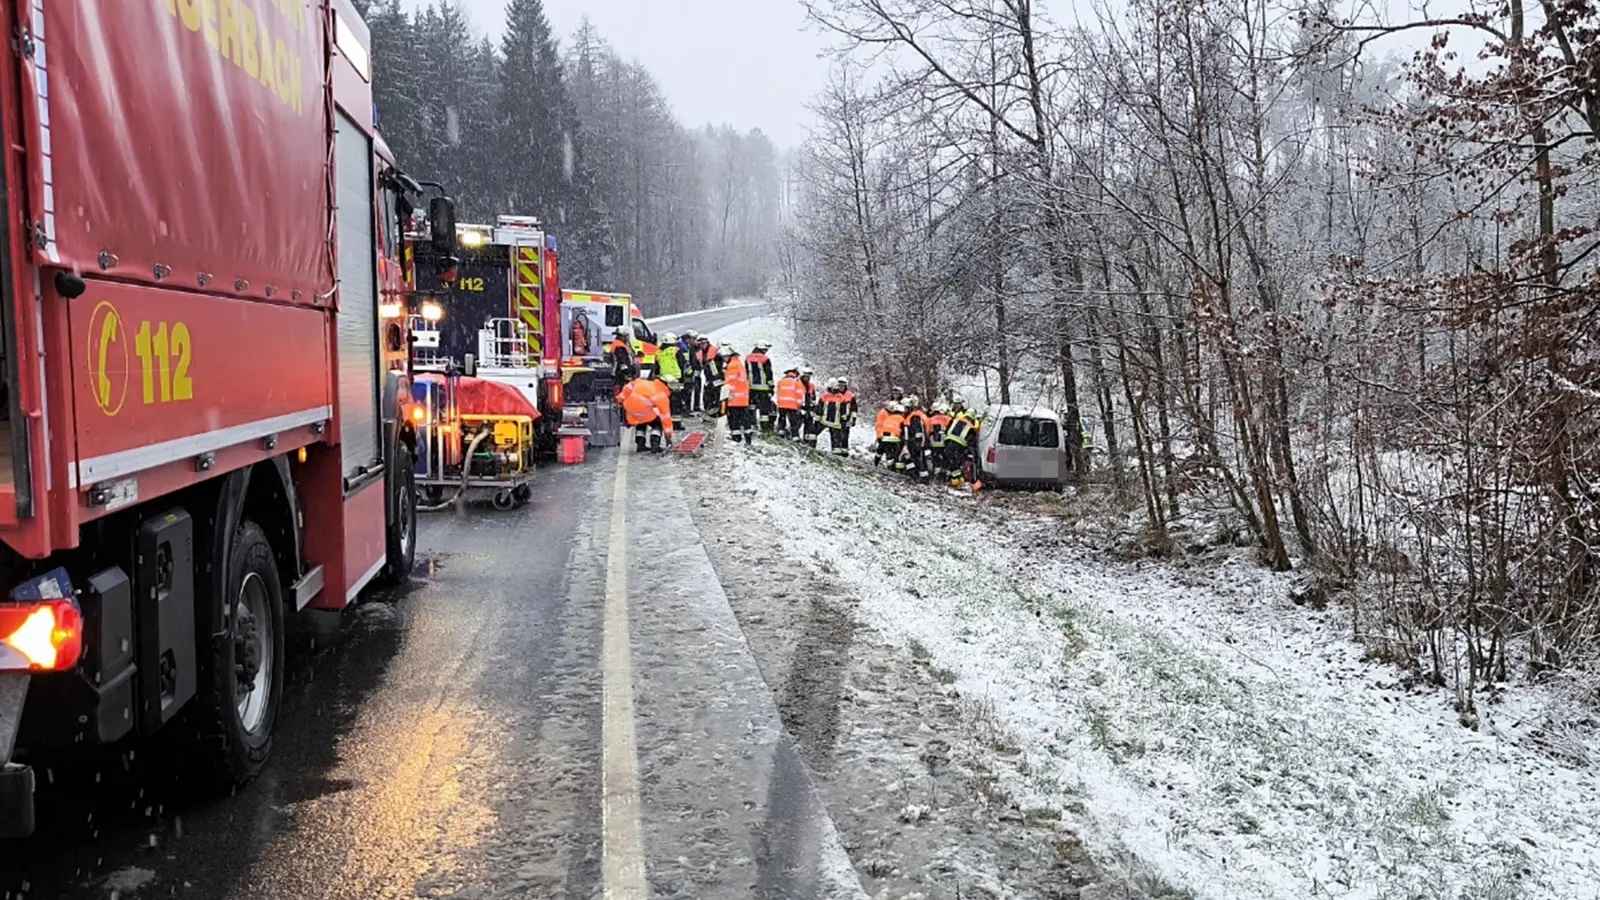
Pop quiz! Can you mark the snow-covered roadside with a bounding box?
[703,439,1600,900]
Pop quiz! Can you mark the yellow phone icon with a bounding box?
[97,309,118,409]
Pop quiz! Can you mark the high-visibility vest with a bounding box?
[657,345,683,383]
[776,376,804,410]
[724,356,750,407]
[877,411,904,442]
[646,379,673,438]
[929,413,951,447]
[947,412,976,446]
[618,380,661,426]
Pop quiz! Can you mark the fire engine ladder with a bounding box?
[477,318,538,369]
[512,246,543,365]
[409,314,448,372]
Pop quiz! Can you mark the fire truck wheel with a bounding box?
[380,446,417,587]
[195,520,285,785]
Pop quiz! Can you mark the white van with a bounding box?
[976,405,1068,488]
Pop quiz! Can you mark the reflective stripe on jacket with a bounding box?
[776,376,804,410]
[747,353,774,391]
[947,412,976,446]
[618,379,670,429]
[903,409,929,445]
[657,346,683,383]
[928,413,950,447]
[877,411,905,442]
[724,356,750,407]
[820,389,856,428]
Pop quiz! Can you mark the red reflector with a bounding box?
[546,377,563,410]
[987,446,996,464]
[0,601,83,671]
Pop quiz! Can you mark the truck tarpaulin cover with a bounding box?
[28,1,331,300]
[417,374,541,421]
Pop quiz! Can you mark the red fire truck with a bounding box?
[0,0,447,836]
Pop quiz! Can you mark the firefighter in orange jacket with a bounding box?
[875,401,905,467]
[720,346,754,443]
[617,368,673,453]
[775,366,805,438]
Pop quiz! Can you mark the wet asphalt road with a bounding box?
[0,302,871,900]
[647,302,769,337]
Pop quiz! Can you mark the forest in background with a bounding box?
[353,0,782,312]
[784,0,1600,713]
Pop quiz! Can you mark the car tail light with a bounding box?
[987,446,996,464]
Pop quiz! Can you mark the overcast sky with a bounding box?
[413,0,833,149]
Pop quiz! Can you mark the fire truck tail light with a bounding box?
[0,604,82,671]
[1,568,83,672]
[546,377,562,410]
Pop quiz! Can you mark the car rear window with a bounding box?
[998,416,1060,448]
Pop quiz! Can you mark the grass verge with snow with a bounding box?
[706,436,1599,900]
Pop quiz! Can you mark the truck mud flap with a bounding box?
[0,674,32,839]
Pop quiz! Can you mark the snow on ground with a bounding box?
[699,316,1600,900]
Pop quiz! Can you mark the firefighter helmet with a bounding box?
[785,366,800,375]
[718,345,734,358]
[614,328,631,340]
[888,402,906,414]
[933,399,950,414]
[661,332,677,344]
[754,341,771,351]
[950,393,967,409]
[826,378,843,391]
[838,377,850,388]
[800,366,814,376]
[890,385,904,399]
[905,394,921,409]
